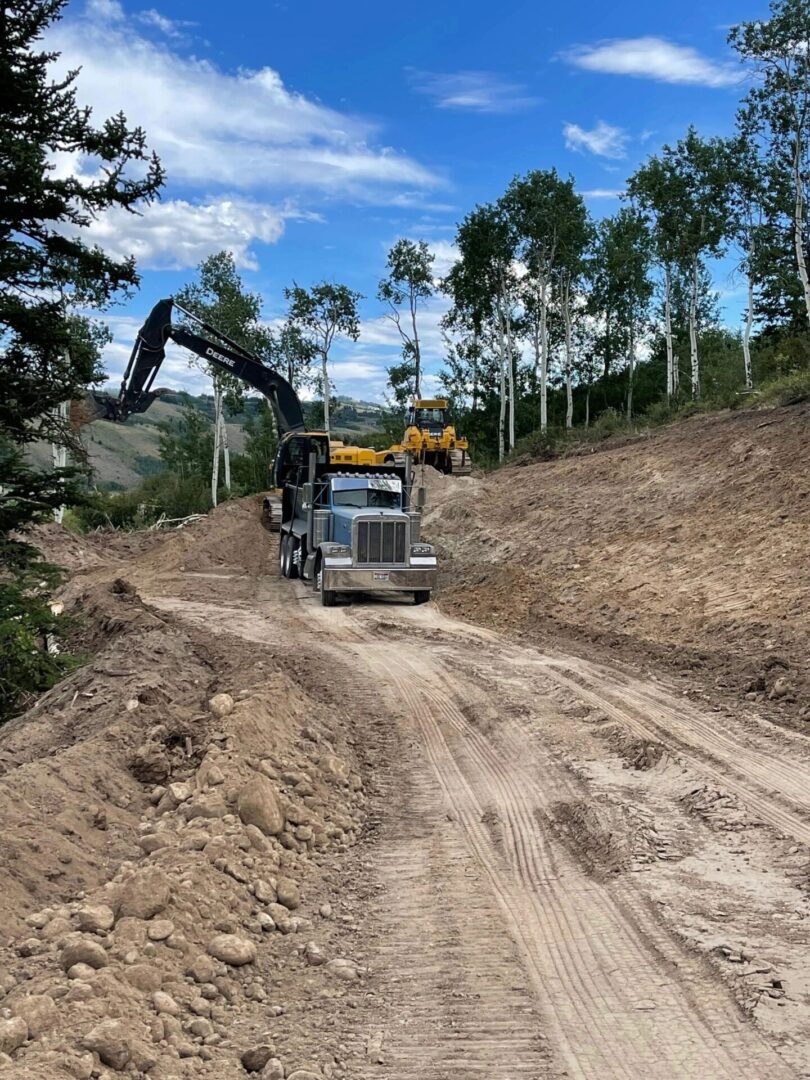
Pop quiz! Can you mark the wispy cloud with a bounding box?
[564,121,628,159]
[136,8,195,38]
[49,2,442,199]
[78,197,319,271]
[563,37,741,88]
[582,188,624,199]
[408,69,539,114]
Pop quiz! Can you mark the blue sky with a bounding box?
[48,0,764,401]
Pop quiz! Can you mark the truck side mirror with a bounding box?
[302,482,313,510]
[416,486,426,509]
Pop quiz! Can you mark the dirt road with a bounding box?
[143,557,810,1079]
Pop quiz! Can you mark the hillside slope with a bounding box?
[424,402,810,728]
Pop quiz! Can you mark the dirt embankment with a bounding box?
[0,552,370,1078]
[423,403,810,727]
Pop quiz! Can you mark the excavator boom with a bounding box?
[88,298,306,436]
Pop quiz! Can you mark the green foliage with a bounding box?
[175,252,276,410]
[0,0,162,722]
[378,239,435,401]
[284,281,363,433]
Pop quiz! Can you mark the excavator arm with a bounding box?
[88,298,306,435]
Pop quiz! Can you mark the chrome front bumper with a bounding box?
[322,564,437,593]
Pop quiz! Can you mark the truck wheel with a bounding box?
[413,590,431,605]
[278,534,288,576]
[317,569,336,608]
[288,536,299,580]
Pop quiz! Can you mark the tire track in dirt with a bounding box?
[530,654,810,845]
[364,646,792,1080]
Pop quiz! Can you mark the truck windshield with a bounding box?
[333,489,400,509]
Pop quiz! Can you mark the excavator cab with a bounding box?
[271,432,330,490]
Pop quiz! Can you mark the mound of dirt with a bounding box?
[0,580,368,1078]
[132,498,273,579]
[424,403,810,727]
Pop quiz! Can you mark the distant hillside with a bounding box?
[28,393,391,490]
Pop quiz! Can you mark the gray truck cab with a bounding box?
[279,463,437,607]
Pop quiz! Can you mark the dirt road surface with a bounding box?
[137,555,810,1079]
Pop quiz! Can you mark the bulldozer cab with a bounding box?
[407,400,448,433]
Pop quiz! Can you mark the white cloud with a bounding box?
[564,121,628,159]
[563,37,741,88]
[409,69,539,114]
[136,8,193,38]
[47,3,441,199]
[78,197,315,271]
[582,188,624,199]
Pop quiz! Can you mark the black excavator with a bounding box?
[86,297,328,529]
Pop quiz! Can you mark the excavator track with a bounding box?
[449,448,472,476]
[261,494,283,533]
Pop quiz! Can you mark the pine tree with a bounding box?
[0,0,163,720]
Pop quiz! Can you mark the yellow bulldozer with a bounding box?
[378,399,471,476]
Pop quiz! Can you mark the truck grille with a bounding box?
[356,519,407,564]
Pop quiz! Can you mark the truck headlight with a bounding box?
[328,544,351,557]
[410,543,433,555]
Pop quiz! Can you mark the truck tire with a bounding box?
[288,536,299,580]
[278,533,288,576]
[317,568,336,608]
[413,590,431,605]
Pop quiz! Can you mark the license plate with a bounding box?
[372,571,389,581]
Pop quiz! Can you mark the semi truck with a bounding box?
[275,436,436,606]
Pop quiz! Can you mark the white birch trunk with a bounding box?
[539,277,549,434]
[51,398,69,523]
[410,298,422,400]
[472,328,479,412]
[321,351,331,439]
[503,288,516,452]
[211,387,221,508]
[793,156,810,327]
[664,265,674,400]
[496,317,507,462]
[220,409,231,492]
[627,320,635,422]
[562,275,573,430]
[672,354,680,396]
[743,271,754,391]
[689,259,700,400]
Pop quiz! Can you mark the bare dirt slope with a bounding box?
[423,402,810,728]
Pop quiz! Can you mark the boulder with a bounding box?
[237,776,285,836]
[76,904,115,933]
[207,934,257,967]
[241,1044,275,1072]
[276,877,300,910]
[11,994,58,1038]
[0,1017,27,1055]
[60,936,108,971]
[116,870,171,920]
[209,693,234,719]
[81,1019,132,1071]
